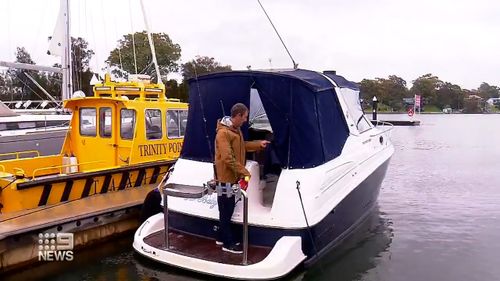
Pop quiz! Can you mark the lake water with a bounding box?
[5,114,500,281]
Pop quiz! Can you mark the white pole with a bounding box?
[61,0,73,100]
[139,0,161,84]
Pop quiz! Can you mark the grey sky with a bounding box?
[0,0,499,89]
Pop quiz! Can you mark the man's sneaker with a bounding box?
[222,244,243,254]
[215,240,223,246]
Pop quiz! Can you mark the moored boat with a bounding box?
[0,74,187,213]
[133,69,394,279]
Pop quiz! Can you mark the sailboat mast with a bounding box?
[139,0,161,84]
[62,0,73,100]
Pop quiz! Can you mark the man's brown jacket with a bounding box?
[215,119,261,183]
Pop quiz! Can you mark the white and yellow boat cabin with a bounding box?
[0,74,188,213]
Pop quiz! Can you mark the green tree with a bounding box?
[71,37,96,95]
[359,79,383,109]
[5,47,41,101]
[410,74,443,109]
[379,75,408,111]
[359,75,408,111]
[165,79,188,102]
[107,31,181,83]
[436,82,464,110]
[477,82,499,99]
[180,56,232,80]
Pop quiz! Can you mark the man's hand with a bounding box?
[260,140,271,149]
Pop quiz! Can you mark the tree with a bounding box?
[165,79,188,102]
[410,74,443,109]
[359,75,408,111]
[180,56,232,80]
[436,82,464,110]
[5,47,40,101]
[477,82,499,99]
[379,75,408,111]
[107,31,181,82]
[2,38,96,102]
[359,79,383,109]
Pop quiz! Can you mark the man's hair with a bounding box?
[231,103,248,117]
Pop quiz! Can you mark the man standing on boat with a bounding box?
[214,103,269,254]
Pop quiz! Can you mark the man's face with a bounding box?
[232,111,248,128]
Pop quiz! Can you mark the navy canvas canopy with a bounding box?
[181,69,351,169]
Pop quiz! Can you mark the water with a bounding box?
[5,114,500,281]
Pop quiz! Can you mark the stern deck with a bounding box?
[143,229,272,265]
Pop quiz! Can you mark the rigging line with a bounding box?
[192,63,216,178]
[129,0,138,74]
[16,73,45,101]
[257,0,298,69]
[100,0,110,71]
[88,2,100,74]
[113,11,124,71]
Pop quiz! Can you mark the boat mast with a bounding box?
[139,0,161,84]
[61,0,73,100]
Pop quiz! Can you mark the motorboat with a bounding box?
[133,69,394,279]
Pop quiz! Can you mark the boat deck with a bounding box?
[0,184,156,239]
[143,229,272,265]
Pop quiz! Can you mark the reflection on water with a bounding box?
[291,207,393,281]
[4,114,500,281]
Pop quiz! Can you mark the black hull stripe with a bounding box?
[100,174,112,194]
[38,183,52,206]
[149,166,161,184]
[17,159,176,189]
[134,168,146,187]
[60,180,73,202]
[81,178,94,198]
[118,171,130,190]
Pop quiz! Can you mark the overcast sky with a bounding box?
[0,0,499,89]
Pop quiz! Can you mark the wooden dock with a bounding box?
[0,184,156,273]
[371,120,420,126]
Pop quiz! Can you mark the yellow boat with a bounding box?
[0,74,188,214]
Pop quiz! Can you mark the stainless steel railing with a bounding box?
[162,182,249,265]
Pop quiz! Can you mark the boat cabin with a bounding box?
[60,74,188,172]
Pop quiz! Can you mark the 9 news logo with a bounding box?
[37,232,74,261]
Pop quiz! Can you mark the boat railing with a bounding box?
[0,150,40,160]
[370,121,394,138]
[161,181,249,265]
[31,160,104,179]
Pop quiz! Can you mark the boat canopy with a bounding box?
[181,69,352,169]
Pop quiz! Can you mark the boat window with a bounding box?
[179,110,188,136]
[166,109,187,138]
[120,109,136,140]
[0,123,7,131]
[166,110,179,138]
[18,122,36,129]
[145,109,162,140]
[80,108,97,137]
[357,115,372,133]
[99,107,112,138]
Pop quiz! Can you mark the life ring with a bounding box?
[408,107,414,117]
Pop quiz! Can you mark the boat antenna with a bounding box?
[139,0,162,84]
[257,0,298,69]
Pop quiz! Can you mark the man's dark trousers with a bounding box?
[217,194,236,247]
